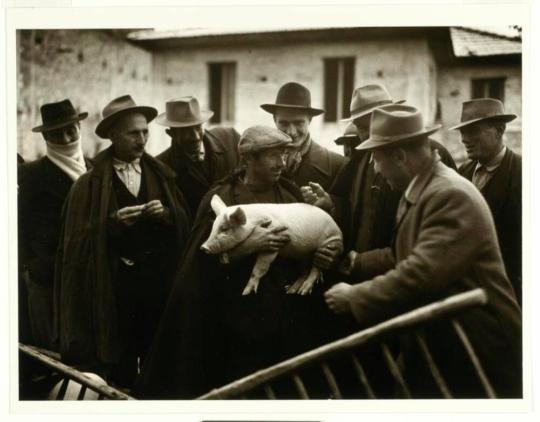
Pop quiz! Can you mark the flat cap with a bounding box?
[238,125,293,154]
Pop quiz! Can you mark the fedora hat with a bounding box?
[334,122,359,145]
[156,97,214,128]
[449,98,517,130]
[32,99,88,133]
[260,82,324,116]
[95,95,158,139]
[342,84,405,122]
[356,104,441,151]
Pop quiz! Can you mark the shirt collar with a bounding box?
[476,146,507,173]
[112,157,142,173]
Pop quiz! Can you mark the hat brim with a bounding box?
[356,124,441,151]
[334,134,359,145]
[95,106,158,139]
[260,103,324,116]
[448,114,517,131]
[32,112,88,133]
[340,99,406,122]
[155,110,214,128]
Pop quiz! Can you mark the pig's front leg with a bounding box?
[242,251,279,295]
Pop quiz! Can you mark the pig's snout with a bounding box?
[200,243,211,253]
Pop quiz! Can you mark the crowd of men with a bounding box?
[18,81,522,399]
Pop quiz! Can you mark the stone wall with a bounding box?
[17,30,158,161]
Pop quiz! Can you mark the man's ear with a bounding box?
[229,207,247,227]
[210,194,227,216]
[394,147,407,165]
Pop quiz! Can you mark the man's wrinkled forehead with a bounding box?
[273,108,311,124]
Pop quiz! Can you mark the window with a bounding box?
[471,78,506,102]
[208,62,236,124]
[323,57,355,122]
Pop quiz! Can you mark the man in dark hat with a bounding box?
[134,125,340,399]
[324,104,522,398]
[334,122,361,158]
[54,95,191,390]
[156,96,240,216]
[261,81,347,190]
[18,99,91,350]
[450,98,522,304]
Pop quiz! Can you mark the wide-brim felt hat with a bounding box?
[449,98,517,130]
[260,82,324,116]
[342,84,405,122]
[95,95,158,139]
[156,96,214,128]
[356,104,441,151]
[32,99,88,133]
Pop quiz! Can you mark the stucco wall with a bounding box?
[151,37,437,155]
[17,30,157,161]
[437,63,522,164]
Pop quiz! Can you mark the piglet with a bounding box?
[201,194,343,295]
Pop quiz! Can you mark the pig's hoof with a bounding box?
[299,284,314,295]
[242,284,257,295]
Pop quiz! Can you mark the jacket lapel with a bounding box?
[479,149,514,214]
[40,157,75,199]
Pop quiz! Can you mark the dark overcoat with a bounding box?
[459,148,522,302]
[157,127,240,216]
[134,170,347,399]
[18,156,92,347]
[284,138,347,190]
[53,147,190,367]
[346,159,522,397]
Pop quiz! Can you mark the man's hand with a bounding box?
[114,205,145,227]
[248,221,291,253]
[314,243,341,270]
[300,182,334,212]
[142,199,165,220]
[338,250,359,276]
[324,282,353,315]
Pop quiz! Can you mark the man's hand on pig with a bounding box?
[300,182,334,212]
[113,205,145,227]
[249,223,291,253]
[313,243,341,270]
[324,282,353,315]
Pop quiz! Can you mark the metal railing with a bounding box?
[198,288,492,399]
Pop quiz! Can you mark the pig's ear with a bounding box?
[210,194,227,216]
[229,207,247,227]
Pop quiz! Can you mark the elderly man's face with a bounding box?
[245,147,288,184]
[166,125,204,162]
[109,113,149,162]
[372,148,409,191]
[459,121,504,164]
[43,122,81,145]
[273,109,311,145]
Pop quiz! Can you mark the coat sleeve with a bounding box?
[346,185,484,327]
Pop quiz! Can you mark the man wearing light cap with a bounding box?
[156,96,240,216]
[450,98,521,304]
[324,104,521,398]
[54,95,191,390]
[135,125,336,399]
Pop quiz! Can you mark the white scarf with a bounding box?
[45,137,87,181]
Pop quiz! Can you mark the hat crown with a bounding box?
[274,82,312,109]
[370,104,425,139]
[101,95,142,119]
[238,125,292,154]
[349,84,394,116]
[460,98,506,123]
[164,97,203,124]
[39,99,80,126]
